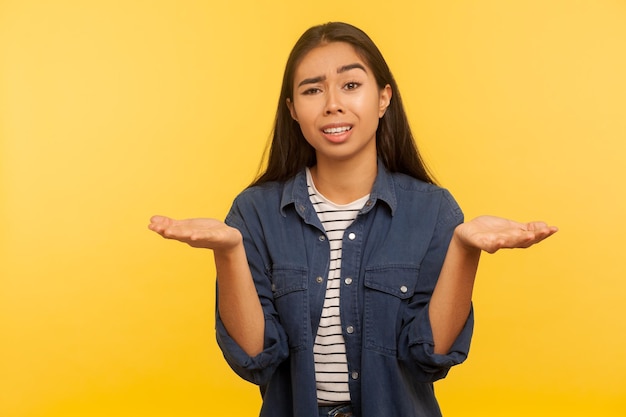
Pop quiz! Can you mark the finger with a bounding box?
[514,230,539,248]
[525,221,547,230]
[526,221,559,233]
[530,222,558,236]
[161,224,195,240]
[534,228,558,243]
[150,215,173,225]
[148,215,177,234]
[520,228,557,248]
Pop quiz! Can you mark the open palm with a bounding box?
[455,215,558,254]
[148,215,242,250]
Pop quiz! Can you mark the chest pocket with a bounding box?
[363,265,419,356]
[271,266,308,350]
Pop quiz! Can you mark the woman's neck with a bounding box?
[309,157,377,205]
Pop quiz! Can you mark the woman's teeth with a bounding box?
[324,126,352,134]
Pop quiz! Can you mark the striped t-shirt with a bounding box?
[306,168,369,405]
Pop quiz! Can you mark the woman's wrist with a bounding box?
[452,223,482,258]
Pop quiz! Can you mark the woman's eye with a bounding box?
[344,82,361,90]
[302,87,321,95]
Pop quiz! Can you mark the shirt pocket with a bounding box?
[270,265,309,350]
[363,265,419,356]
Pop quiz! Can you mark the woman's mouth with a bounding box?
[323,126,352,135]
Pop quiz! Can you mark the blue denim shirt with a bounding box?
[216,162,473,417]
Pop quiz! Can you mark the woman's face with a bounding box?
[287,42,391,166]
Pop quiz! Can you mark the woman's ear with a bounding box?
[379,84,392,118]
[286,98,298,122]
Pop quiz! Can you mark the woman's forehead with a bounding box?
[294,42,369,78]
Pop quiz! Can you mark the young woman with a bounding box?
[149,22,557,417]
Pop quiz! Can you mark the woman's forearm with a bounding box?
[428,215,558,354]
[214,243,265,357]
[429,230,481,355]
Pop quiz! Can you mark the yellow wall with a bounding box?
[1,1,625,416]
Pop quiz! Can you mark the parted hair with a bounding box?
[251,22,435,187]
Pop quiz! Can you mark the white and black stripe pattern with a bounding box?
[306,168,369,405]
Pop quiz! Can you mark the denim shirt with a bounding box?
[216,162,473,417]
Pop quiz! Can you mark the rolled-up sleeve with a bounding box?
[406,304,473,377]
[216,311,288,385]
[398,190,473,381]
[215,193,289,386]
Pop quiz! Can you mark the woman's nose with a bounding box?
[324,89,344,114]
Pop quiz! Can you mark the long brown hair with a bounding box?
[251,22,435,187]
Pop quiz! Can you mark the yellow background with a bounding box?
[2,0,625,416]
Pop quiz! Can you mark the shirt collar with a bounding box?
[280,159,397,217]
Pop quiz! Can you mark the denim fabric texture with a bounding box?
[216,161,474,417]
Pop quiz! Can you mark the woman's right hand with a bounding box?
[148,215,242,251]
[150,214,265,355]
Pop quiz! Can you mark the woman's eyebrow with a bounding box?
[297,63,367,88]
[337,63,367,74]
[298,75,325,87]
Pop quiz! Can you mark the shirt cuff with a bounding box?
[409,305,474,373]
[215,313,289,385]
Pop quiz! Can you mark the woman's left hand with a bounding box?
[455,215,558,254]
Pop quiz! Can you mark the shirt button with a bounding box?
[351,371,359,380]
[271,283,276,292]
[318,235,326,241]
[346,325,354,334]
[400,285,408,294]
[316,276,324,284]
[365,200,372,206]
[348,232,356,240]
[344,277,353,285]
